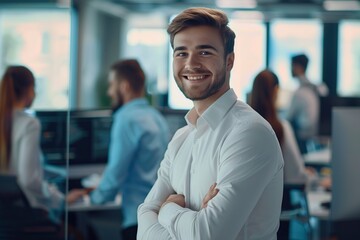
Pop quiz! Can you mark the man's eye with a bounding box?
[175,52,187,57]
[200,51,211,56]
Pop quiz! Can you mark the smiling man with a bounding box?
[137,7,284,240]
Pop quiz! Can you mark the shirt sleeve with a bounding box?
[17,118,64,210]
[287,91,300,122]
[137,147,175,240]
[281,120,308,184]
[155,123,283,240]
[91,114,138,204]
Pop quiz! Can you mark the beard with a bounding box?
[175,68,226,101]
[111,90,124,112]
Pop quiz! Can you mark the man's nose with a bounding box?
[185,54,202,70]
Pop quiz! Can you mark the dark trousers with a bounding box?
[121,225,138,240]
[277,186,292,240]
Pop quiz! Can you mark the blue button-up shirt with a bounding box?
[90,98,170,228]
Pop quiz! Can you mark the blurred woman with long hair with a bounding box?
[250,69,318,239]
[0,65,64,221]
[250,69,314,184]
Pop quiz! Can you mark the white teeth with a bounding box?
[187,75,205,80]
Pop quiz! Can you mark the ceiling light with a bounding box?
[216,0,257,9]
[323,0,360,11]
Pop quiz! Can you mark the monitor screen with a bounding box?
[69,109,112,165]
[157,107,187,137]
[331,107,360,221]
[318,97,360,136]
[37,108,187,166]
[36,110,68,165]
[36,109,112,166]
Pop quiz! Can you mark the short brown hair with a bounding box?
[110,59,145,94]
[291,54,309,71]
[167,7,236,56]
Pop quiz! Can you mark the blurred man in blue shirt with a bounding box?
[72,59,170,240]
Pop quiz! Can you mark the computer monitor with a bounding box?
[37,107,187,166]
[68,109,112,165]
[157,107,187,137]
[36,109,112,166]
[318,97,360,137]
[330,107,360,221]
[36,110,68,165]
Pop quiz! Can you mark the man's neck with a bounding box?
[193,87,229,116]
[297,74,310,84]
[123,93,144,105]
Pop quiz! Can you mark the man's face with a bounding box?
[107,70,124,110]
[172,25,233,101]
[291,63,302,78]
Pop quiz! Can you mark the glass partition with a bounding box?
[0,4,70,240]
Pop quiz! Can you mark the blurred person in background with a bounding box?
[250,69,320,239]
[0,65,77,223]
[69,59,170,240]
[287,53,328,154]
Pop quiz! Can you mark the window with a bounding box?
[124,27,168,95]
[229,19,266,103]
[269,20,323,109]
[337,20,360,97]
[0,9,71,110]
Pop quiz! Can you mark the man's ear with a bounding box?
[119,80,130,93]
[226,52,235,72]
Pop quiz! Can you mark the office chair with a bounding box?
[0,174,64,240]
[280,183,312,240]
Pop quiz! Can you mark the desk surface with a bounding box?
[308,190,331,220]
[304,148,331,166]
[67,194,121,212]
[67,189,331,221]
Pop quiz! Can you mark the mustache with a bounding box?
[181,70,211,75]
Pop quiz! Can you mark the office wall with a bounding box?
[73,0,124,109]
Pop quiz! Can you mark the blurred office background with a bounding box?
[0,0,359,239]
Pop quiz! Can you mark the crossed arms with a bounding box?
[137,125,283,240]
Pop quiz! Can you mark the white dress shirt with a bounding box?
[287,75,319,139]
[9,110,64,212]
[281,120,308,184]
[138,89,284,240]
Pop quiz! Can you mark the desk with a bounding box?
[308,190,331,220]
[308,190,332,239]
[303,148,331,167]
[67,194,121,212]
[67,195,122,240]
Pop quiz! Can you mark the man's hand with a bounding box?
[66,188,93,204]
[201,183,219,209]
[162,194,185,208]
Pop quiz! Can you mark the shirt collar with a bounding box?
[115,98,148,115]
[298,75,310,85]
[185,89,238,130]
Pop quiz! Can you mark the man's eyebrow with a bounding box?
[174,46,187,52]
[174,45,218,52]
[196,45,218,52]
